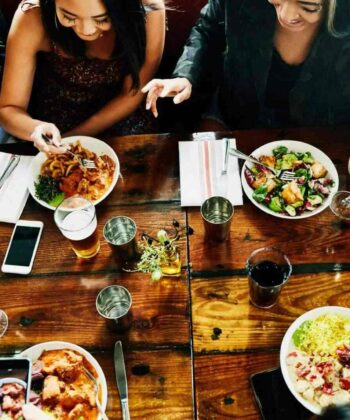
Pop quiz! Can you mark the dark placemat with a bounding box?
[250,367,312,420]
[0,140,37,156]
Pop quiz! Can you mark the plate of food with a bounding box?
[280,306,350,415]
[28,136,120,210]
[18,341,108,419]
[241,140,339,219]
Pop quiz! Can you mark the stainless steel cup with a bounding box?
[96,285,132,333]
[103,216,139,262]
[200,196,234,242]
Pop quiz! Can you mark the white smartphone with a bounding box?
[1,220,44,275]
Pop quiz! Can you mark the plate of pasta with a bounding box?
[28,136,119,210]
[18,341,108,419]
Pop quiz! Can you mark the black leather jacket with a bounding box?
[173,0,350,128]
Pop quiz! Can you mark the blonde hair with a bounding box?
[326,0,338,35]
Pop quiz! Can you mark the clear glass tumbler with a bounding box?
[246,247,292,309]
[54,196,100,258]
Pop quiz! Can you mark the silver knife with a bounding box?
[0,154,20,189]
[114,341,130,420]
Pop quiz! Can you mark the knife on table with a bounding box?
[114,341,130,420]
[0,154,20,189]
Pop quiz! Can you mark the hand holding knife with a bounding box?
[114,341,130,420]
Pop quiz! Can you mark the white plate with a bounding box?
[241,140,339,219]
[18,341,108,417]
[28,136,120,210]
[280,306,350,415]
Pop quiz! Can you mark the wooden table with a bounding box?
[0,126,349,419]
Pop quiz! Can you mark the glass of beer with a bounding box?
[54,196,100,258]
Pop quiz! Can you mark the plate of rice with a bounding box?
[280,306,350,414]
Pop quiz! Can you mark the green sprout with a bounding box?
[136,219,193,281]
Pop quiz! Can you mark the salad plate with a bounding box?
[280,306,350,415]
[241,140,339,219]
[28,136,120,210]
[18,341,108,418]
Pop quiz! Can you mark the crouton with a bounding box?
[281,181,304,204]
[311,162,327,178]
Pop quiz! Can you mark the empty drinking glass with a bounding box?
[200,196,234,242]
[96,285,132,333]
[103,216,139,262]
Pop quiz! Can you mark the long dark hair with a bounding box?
[40,0,147,89]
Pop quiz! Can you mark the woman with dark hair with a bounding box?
[0,0,165,152]
[143,0,350,130]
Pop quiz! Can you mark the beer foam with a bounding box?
[61,210,97,241]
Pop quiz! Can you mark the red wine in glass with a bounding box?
[248,260,290,308]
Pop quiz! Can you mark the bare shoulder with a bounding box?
[8,5,48,52]
[142,0,165,10]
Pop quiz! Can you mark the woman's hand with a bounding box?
[22,403,52,420]
[141,78,192,117]
[30,123,67,154]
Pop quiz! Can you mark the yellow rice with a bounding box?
[298,313,350,357]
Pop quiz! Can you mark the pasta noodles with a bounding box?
[40,141,116,201]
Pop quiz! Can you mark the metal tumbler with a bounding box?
[96,285,132,333]
[103,216,139,262]
[200,196,234,242]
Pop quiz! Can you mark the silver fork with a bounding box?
[0,154,20,189]
[221,138,229,176]
[82,367,109,420]
[41,134,96,169]
[228,146,297,181]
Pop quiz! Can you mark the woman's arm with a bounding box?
[172,0,226,89]
[0,7,65,152]
[142,0,226,116]
[64,1,165,137]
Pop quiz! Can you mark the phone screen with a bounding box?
[4,226,41,267]
[0,358,31,419]
[250,367,311,420]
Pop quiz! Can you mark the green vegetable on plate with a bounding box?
[34,175,64,206]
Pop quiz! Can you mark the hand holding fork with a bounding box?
[41,134,96,169]
[30,123,67,154]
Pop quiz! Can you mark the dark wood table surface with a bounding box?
[0,126,349,419]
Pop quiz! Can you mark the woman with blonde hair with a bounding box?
[143,0,350,130]
[0,0,165,152]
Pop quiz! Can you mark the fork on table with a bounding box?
[228,145,297,182]
[82,367,109,420]
[221,138,229,176]
[0,154,20,189]
[41,134,96,169]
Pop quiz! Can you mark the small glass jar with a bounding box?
[160,245,181,277]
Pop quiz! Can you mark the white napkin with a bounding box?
[0,153,33,223]
[179,138,243,207]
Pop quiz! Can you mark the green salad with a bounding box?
[34,175,65,207]
[244,146,334,216]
